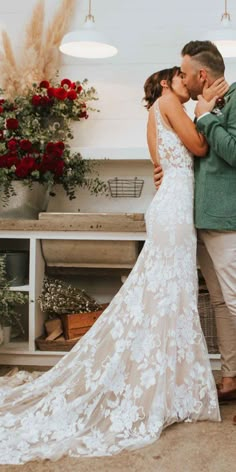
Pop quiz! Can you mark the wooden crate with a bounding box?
[61,304,108,339]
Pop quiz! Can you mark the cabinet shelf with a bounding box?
[0,230,220,369]
[9,285,30,292]
[0,341,29,354]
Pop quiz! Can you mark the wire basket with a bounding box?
[108,177,144,198]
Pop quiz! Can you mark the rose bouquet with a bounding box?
[0,77,105,202]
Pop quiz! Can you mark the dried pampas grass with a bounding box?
[0,0,76,99]
[0,31,21,97]
[43,0,76,80]
[2,30,16,68]
[19,0,45,93]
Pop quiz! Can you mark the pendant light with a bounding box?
[205,0,236,57]
[59,0,118,59]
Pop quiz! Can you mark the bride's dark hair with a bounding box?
[143,66,181,109]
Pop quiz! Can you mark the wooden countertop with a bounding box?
[0,213,146,232]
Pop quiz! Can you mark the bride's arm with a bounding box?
[159,94,208,157]
[147,105,159,166]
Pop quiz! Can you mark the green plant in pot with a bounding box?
[0,255,28,343]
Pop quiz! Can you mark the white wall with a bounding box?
[1,0,236,211]
[2,0,236,153]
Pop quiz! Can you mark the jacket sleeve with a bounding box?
[196,95,236,168]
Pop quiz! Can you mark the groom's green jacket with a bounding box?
[195,82,236,230]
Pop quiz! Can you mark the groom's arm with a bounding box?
[195,93,236,168]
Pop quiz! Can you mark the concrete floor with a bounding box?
[0,369,235,472]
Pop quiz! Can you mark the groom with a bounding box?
[154,40,236,402]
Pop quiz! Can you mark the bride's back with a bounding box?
[154,99,193,172]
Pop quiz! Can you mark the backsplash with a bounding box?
[47,159,155,214]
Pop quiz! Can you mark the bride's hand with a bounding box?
[202,77,229,102]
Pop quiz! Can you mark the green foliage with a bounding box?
[0,255,28,332]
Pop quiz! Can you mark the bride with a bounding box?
[0,66,220,464]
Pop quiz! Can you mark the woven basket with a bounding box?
[198,290,219,354]
[35,335,82,352]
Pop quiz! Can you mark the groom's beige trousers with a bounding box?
[197,230,236,377]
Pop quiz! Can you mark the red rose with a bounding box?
[15,156,37,178]
[0,155,7,167]
[40,96,51,106]
[6,155,19,168]
[7,138,18,151]
[77,85,83,93]
[51,149,63,158]
[55,141,65,151]
[19,139,32,151]
[61,78,71,88]
[67,90,77,100]
[0,106,4,113]
[54,88,68,100]
[70,82,76,89]
[38,154,49,173]
[45,141,65,156]
[6,118,19,130]
[46,142,55,154]
[79,111,88,119]
[39,154,56,173]
[47,87,56,98]
[0,99,5,104]
[54,160,64,176]
[32,95,42,106]
[40,155,64,175]
[40,80,50,89]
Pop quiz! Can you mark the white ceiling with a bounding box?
[0,0,236,65]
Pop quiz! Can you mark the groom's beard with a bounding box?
[187,84,205,101]
[188,91,199,101]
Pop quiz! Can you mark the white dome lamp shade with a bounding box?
[59,0,118,59]
[205,0,236,58]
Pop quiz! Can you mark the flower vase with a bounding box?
[0,181,50,219]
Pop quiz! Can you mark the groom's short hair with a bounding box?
[181,40,225,78]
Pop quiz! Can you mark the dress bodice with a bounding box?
[155,100,193,172]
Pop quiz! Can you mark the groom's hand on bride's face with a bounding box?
[195,95,218,118]
[202,77,228,102]
[153,165,163,189]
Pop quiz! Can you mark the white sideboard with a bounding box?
[0,217,221,370]
[0,216,146,366]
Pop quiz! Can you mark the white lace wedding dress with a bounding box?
[0,100,220,464]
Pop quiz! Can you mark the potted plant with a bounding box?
[0,255,28,344]
[0,76,106,217]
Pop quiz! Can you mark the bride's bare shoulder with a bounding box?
[159,93,180,106]
[158,94,183,115]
